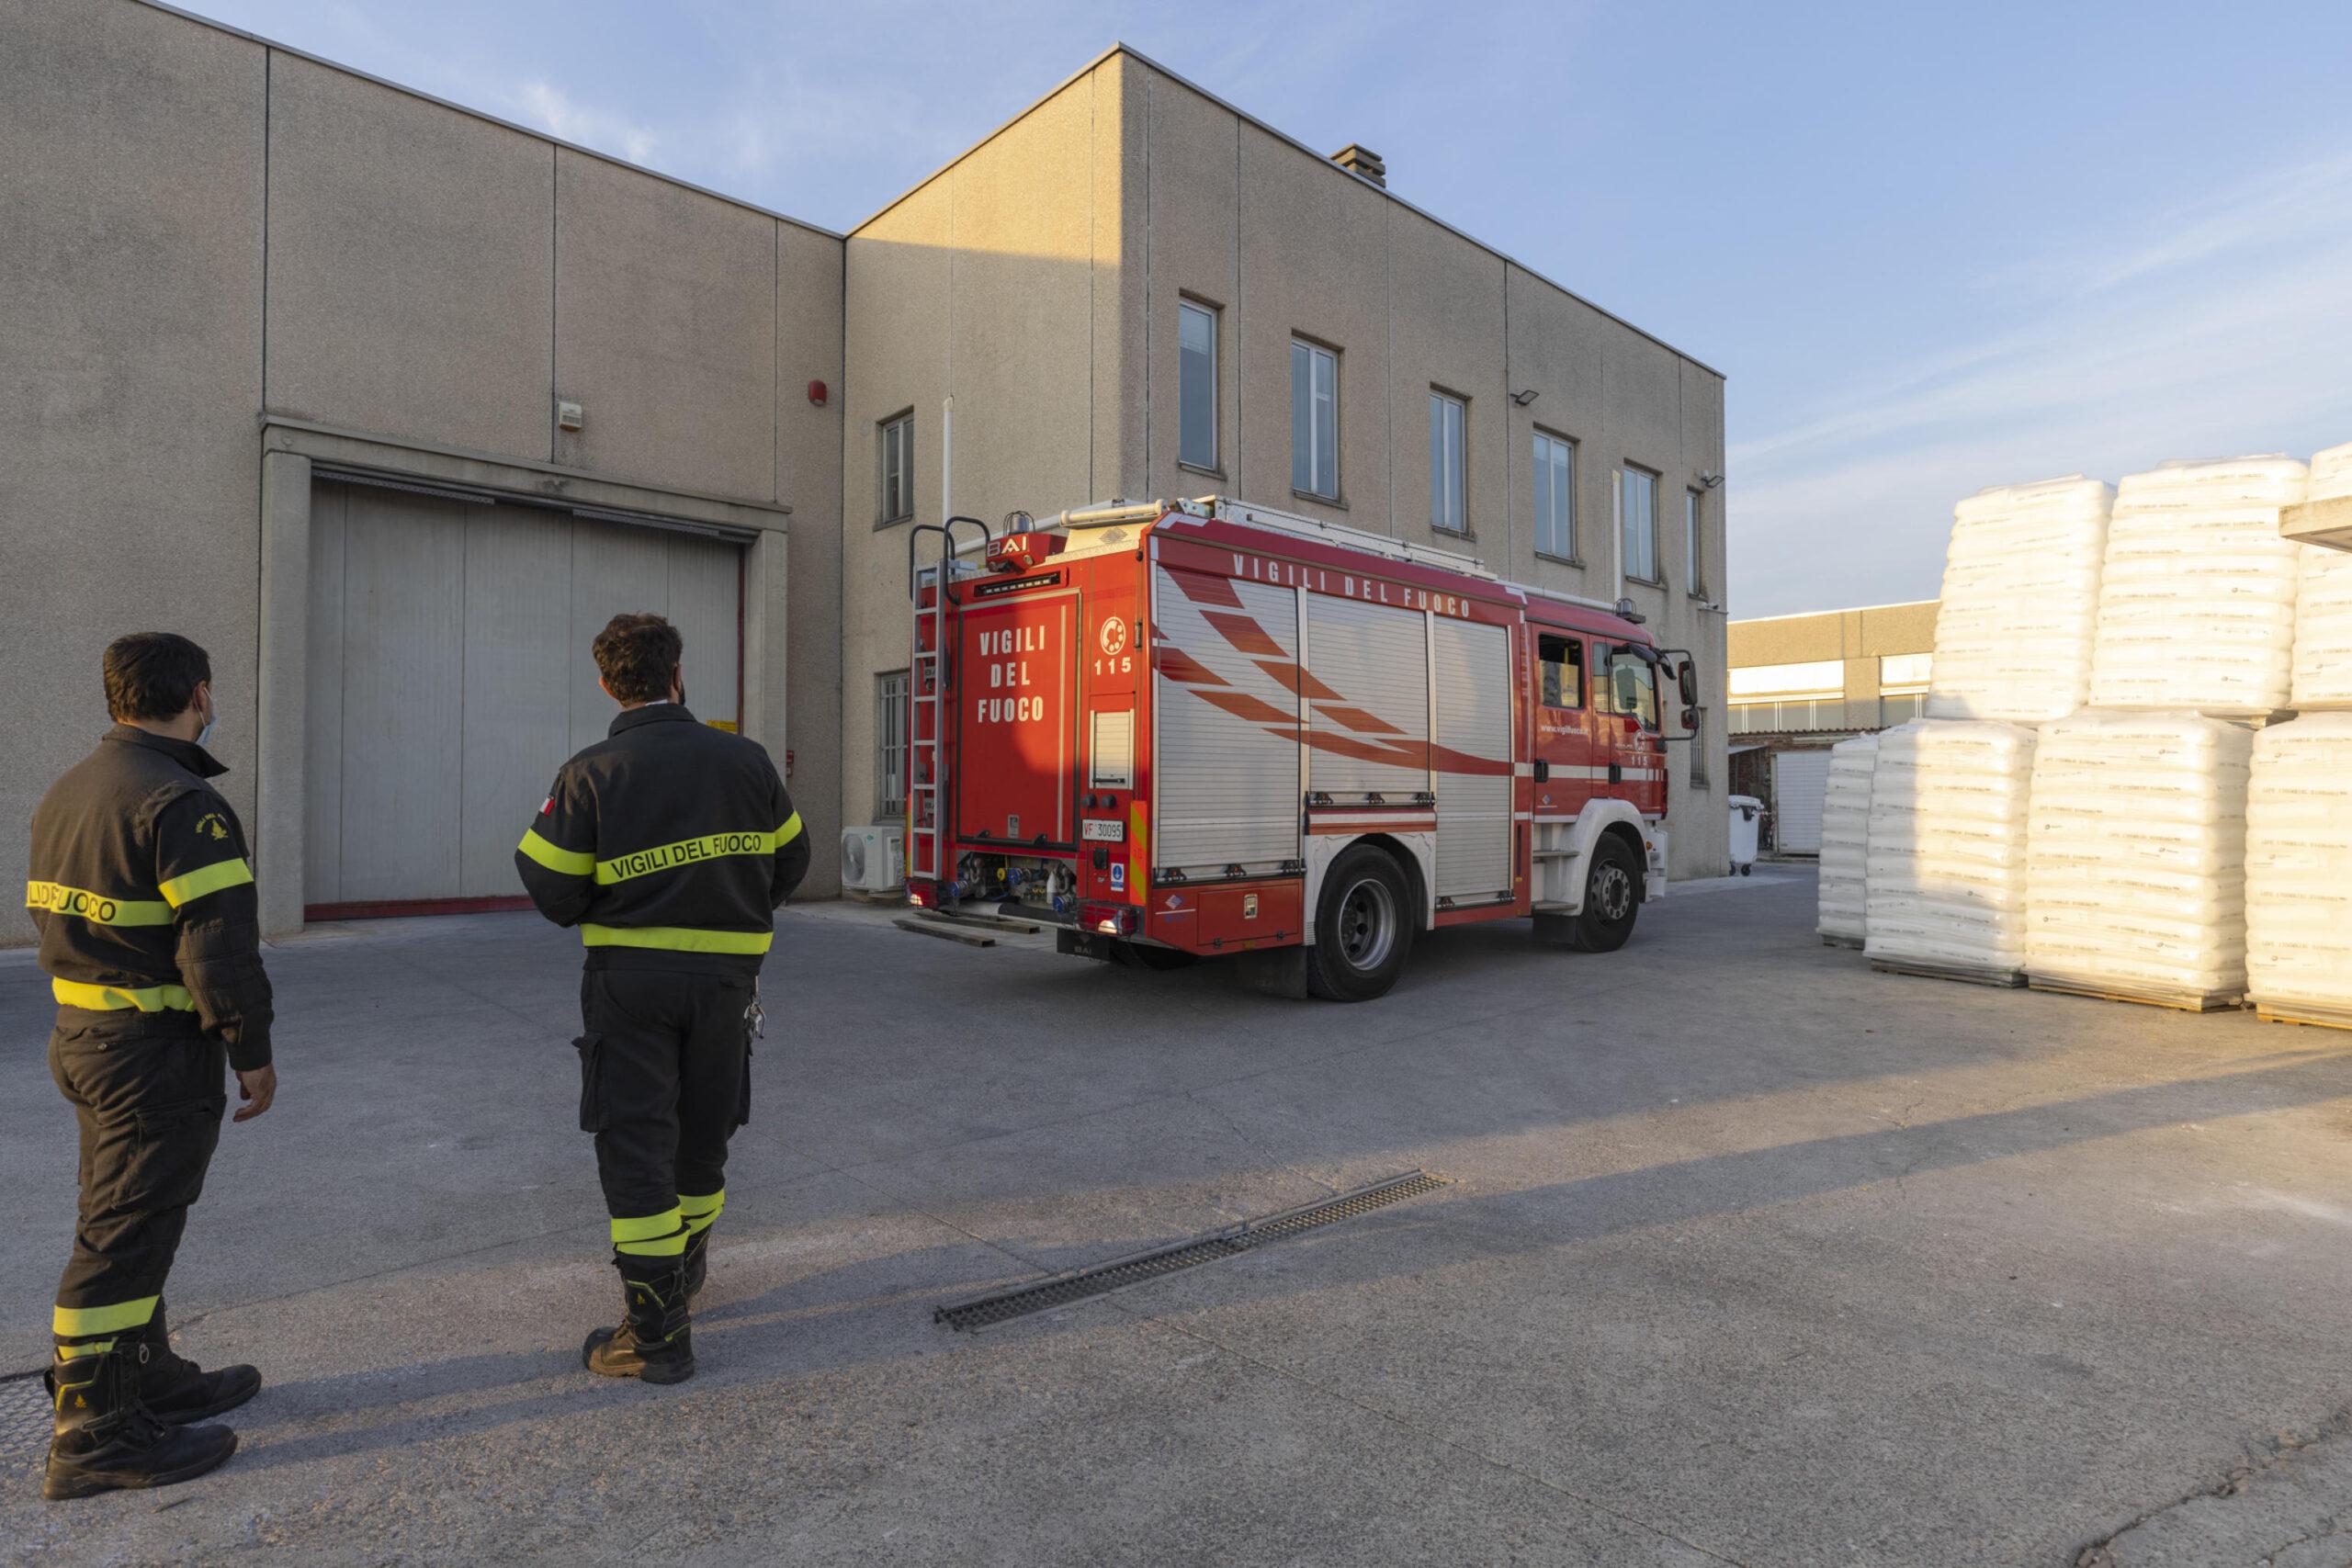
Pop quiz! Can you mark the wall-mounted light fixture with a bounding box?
[1699,470,1724,489]
[1510,389,1540,407]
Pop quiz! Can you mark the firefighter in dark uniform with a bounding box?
[515,613,808,1383]
[27,633,277,1500]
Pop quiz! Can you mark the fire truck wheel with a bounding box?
[1566,834,1642,953]
[1306,845,1416,1002]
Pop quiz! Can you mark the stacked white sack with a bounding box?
[2290,441,2352,708]
[1928,477,2111,723]
[2024,710,2250,1000]
[1865,719,2036,975]
[2245,713,2352,1019]
[1816,733,1879,943]
[2089,456,2307,714]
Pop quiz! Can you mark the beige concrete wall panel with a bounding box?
[265,54,553,458]
[1385,209,1507,553]
[1140,65,1241,500]
[554,150,776,501]
[0,0,266,939]
[841,186,953,836]
[1233,124,1390,531]
[775,222,844,892]
[943,83,1096,526]
[1095,58,1148,501]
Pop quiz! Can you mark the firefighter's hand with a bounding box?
[233,1064,277,1122]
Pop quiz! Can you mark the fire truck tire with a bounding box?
[1306,845,1416,1001]
[1564,834,1642,953]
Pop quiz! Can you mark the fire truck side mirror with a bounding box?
[1680,705,1701,731]
[1678,661,1698,706]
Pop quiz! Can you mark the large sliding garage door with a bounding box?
[1771,749,1831,855]
[304,478,744,916]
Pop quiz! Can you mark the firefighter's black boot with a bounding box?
[582,1258,695,1384]
[42,1345,238,1501]
[683,1226,712,1301]
[132,1300,260,1423]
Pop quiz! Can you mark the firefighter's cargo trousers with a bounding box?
[574,964,753,1260]
[49,1011,226,1342]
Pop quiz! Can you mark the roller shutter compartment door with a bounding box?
[304,479,745,914]
[1430,616,1512,900]
[1771,749,1832,855]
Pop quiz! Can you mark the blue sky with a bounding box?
[184,0,2352,617]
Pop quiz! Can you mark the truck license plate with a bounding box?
[1081,818,1125,842]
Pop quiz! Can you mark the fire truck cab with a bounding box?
[908,497,1699,1001]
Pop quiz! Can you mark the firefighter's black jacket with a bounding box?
[515,705,808,974]
[27,727,275,1070]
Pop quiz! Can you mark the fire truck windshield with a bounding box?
[1605,649,1660,732]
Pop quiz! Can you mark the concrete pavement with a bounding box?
[4,871,2349,1565]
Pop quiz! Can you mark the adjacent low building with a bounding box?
[3,0,1730,941]
[1727,601,1939,853]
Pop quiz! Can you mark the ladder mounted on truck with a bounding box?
[905,516,992,893]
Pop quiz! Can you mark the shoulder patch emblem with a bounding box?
[540,797,555,816]
[195,811,231,842]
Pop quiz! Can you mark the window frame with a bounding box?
[1429,387,1468,535]
[1619,463,1661,586]
[876,670,910,819]
[1536,632,1585,710]
[1532,428,1578,563]
[876,411,915,528]
[1290,337,1341,502]
[1177,298,1221,474]
[1685,488,1707,598]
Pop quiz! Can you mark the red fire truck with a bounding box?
[906,497,1699,1000]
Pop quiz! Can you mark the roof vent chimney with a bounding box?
[1330,144,1386,188]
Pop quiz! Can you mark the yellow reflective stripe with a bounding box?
[55,1341,113,1360]
[594,829,783,886]
[775,811,803,848]
[679,1190,726,1234]
[610,1208,684,1244]
[157,857,254,908]
[579,924,772,954]
[51,978,195,1012]
[517,829,594,877]
[24,882,173,927]
[53,1297,159,1337]
[612,1208,689,1257]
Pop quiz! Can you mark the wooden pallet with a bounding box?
[891,916,994,948]
[1819,934,1864,951]
[2255,1002,2352,1032]
[2028,976,2245,1014]
[1870,957,2026,989]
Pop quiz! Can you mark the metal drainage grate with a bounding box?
[2,1370,51,1474]
[935,1169,1450,1332]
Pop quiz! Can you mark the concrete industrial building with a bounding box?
[1726,601,1939,853]
[3,0,1729,942]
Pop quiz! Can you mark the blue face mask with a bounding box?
[196,695,218,750]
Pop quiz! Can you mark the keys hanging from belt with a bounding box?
[744,982,765,1040]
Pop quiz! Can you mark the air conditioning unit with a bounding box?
[840,826,904,895]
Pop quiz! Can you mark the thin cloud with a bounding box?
[1733,145,2352,618]
[512,79,660,165]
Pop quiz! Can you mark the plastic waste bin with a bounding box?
[1727,795,1763,876]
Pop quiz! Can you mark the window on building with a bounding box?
[1532,432,1576,559]
[878,412,913,525]
[1178,300,1218,470]
[1291,339,1340,500]
[1429,389,1467,533]
[1878,652,1933,727]
[876,671,910,819]
[1538,633,1584,708]
[1728,658,1849,734]
[1686,489,1706,596]
[1620,464,1660,583]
